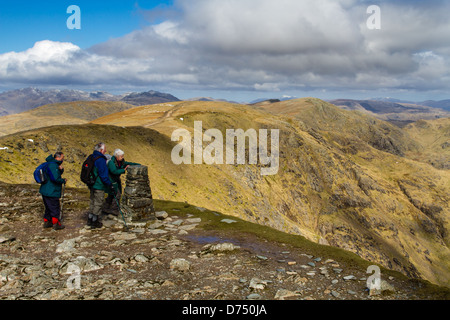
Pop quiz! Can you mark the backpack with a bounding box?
[80,155,101,187]
[34,162,49,184]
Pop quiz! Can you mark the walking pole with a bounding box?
[112,191,129,230]
[59,182,66,221]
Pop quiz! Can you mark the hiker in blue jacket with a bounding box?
[87,142,113,229]
[40,152,66,230]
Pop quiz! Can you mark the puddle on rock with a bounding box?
[184,235,239,245]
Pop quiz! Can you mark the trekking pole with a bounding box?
[59,182,66,221]
[112,191,129,230]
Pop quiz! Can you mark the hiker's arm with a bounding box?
[96,159,112,186]
[108,160,125,176]
[124,161,141,166]
[47,163,65,185]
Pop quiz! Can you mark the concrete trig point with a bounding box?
[121,165,156,222]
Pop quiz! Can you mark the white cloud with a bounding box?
[0,40,197,87]
[5,40,79,63]
[153,21,188,44]
[1,0,450,97]
[180,0,361,55]
[254,83,280,92]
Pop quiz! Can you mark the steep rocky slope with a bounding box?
[0,100,448,288]
[403,118,450,170]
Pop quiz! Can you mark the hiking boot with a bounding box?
[52,218,65,231]
[87,217,93,227]
[43,220,53,229]
[90,219,103,229]
[53,223,66,231]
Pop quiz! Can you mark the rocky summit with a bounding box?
[0,182,448,300]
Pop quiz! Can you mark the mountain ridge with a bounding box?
[0,87,180,116]
[2,87,450,122]
[328,99,450,126]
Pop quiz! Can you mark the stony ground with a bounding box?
[0,182,446,300]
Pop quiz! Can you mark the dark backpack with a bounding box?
[80,155,101,187]
[34,162,49,184]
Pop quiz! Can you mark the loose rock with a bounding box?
[170,258,191,272]
[275,289,300,300]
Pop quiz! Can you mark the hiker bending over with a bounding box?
[39,152,66,230]
[102,149,140,216]
[87,142,113,229]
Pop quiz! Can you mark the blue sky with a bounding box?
[0,0,449,102]
[0,1,172,53]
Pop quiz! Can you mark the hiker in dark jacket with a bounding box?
[102,149,140,216]
[40,152,66,230]
[87,142,113,229]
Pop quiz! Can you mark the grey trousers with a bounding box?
[103,189,121,215]
[89,188,105,217]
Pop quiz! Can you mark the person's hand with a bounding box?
[125,165,130,171]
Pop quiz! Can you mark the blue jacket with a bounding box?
[91,151,112,192]
[39,155,65,198]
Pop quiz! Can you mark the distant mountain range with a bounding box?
[419,99,450,111]
[326,99,450,126]
[186,97,239,104]
[250,96,450,112]
[248,97,450,127]
[0,87,180,116]
[338,97,450,112]
[328,99,433,114]
[249,96,297,104]
[1,88,450,125]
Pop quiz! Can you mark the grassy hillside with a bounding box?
[0,101,135,137]
[0,100,449,288]
[403,118,450,170]
[255,98,421,156]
